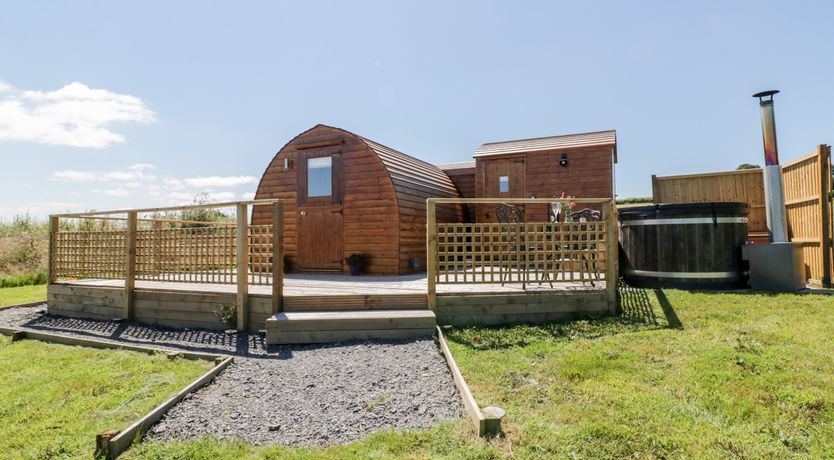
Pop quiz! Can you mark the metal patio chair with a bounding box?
[569,208,601,286]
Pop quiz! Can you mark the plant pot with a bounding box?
[349,265,361,276]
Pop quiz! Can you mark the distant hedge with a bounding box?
[615,197,653,204]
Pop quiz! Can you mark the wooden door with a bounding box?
[481,158,525,222]
[297,205,343,270]
[297,151,344,271]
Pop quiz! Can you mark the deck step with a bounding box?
[265,309,436,344]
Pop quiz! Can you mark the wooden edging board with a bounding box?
[435,326,503,437]
[0,327,232,459]
[103,356,234,458]
[0,326,222,362]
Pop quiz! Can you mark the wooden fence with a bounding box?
[49,200,284,330]
[426,198,618,311]
[652,145,832,286]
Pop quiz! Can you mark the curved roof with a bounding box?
[257,124,460,202]
[358,135,460,198]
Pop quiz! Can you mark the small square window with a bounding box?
[499,175,509,193]
[307,156,332,197]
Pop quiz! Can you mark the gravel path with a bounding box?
[0,305,463,446]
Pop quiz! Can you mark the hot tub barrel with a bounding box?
[618,202,749,289]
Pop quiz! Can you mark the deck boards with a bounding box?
[59,272,605,296]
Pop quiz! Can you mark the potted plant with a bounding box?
[345,253,365,276]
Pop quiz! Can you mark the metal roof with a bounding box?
[435,161,476,171]
[474,130,617,162]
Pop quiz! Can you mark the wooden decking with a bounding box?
[60,272,605,296]
[49,272,610,341]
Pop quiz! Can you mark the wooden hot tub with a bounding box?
[618,202,749,289]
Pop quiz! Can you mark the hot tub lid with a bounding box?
[619,202,749,220]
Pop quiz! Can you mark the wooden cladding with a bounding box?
[652,145,832,286]
[297,150,344,206]
[253,124,463,275]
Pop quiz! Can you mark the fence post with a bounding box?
[236,204,249,331]
[125,211,137,321]
[651,175,659,203]
[427,199,437,312]
[48,216,59,284]
[819,145,832,288]
[603,201,619,314]
[272,201,284,314]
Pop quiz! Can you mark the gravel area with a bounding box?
[0,305,463,446]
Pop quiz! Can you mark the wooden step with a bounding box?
[266,310,436,344]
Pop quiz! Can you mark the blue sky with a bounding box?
[1,1,832,219]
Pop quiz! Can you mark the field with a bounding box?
[0,335,214,459]
[120,288,834,459]
[0,284,46,308]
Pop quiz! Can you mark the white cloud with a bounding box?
[183,176,257,188]
[102,170,155,182]
[162,177,185,190]
[52,168,155,183]
[0,201,86,220]
[168,191,236,203]
[0,81,155,148]
[47,163,258,214]
[128,163,157,171]
[92,188,130,197]
[53,170,97,181]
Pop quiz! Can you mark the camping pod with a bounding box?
[252,124,464,275]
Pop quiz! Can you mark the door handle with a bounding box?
[299,210,306,216]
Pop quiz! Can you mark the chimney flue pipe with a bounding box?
[753,90,788,243]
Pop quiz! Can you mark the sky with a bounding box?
[1,1,833,219]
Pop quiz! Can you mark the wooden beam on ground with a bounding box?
[0,327,224,361]
[124,211,137,321]
[435,326,503,437]
[105,356,233,459]
[236,204,249,330]
[272,201,284,314]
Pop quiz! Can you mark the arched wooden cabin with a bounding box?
[252,124,463,275]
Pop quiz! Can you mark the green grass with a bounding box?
[124,423,500,460]
[0,284,47,308]
[91,290,834,458]
[0,270,48,288]
[446,289,834,458]
[0,336,214,459]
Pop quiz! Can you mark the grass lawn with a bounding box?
[106,289,834,458]
[0,284,47,309]
[0,335,214,459]
[446,288,834,458]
